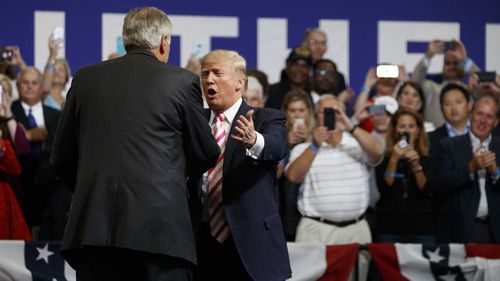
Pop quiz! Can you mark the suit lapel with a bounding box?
[223,102,250,175]
[12,101,29,127]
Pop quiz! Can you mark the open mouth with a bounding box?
[207,88,217,96]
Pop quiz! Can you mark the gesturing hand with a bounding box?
[232,110,257,149]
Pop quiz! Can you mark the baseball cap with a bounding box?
[374,96,399,115]
[286,47,313,65]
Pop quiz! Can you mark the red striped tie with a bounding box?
[207,113,230,243]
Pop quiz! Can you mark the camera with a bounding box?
[476,71,497,83]
[376,64,399,78]
[323,108,335,130]
[444,41,456,52]
[399,132,409,148]
[368,104,386,115]
[0,46,13,63]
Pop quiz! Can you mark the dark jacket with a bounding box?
[434,134,500,243]
[192,102,292,281]
[50,49,220,267]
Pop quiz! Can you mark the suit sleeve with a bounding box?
[183,75,220,179]
[50,77,79,192]
[434,139,472,195]
[257,108,287,162]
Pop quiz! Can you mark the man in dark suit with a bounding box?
[435,93,500,243]
[428,83,471,153]
[50,7,219,281]
[193,50,291,281]
[11,67,60,230]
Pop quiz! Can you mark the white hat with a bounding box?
[374,96,399,115]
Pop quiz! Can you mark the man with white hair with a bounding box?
[51,7,220,280]
[243,76,265,108]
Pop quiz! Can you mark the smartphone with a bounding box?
[368,104,386,115]
[399,132,409,148]
[192,43,207,59]
[0,85,3,105]
[0,46,13,63]
[53,27,65,48]
[376,64,399,78]
[292,118,305,131]
[477,71,497,82]
[444,41,455,52]
[323,108,335,130]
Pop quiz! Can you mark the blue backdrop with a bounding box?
[2,0,499,90]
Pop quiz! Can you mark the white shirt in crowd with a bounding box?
[286,133,372,222]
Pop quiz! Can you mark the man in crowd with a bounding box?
[51,7,219,280]
[243,76,265,108]
[428,83,471,151]
[435,93,500,243]
[413,40,479,127]
[11,67,60,231]
[301,28,347,94]
[312,59,353,113]
[265,46,312,110]
[194,49,291,281]
[286,94,383,280]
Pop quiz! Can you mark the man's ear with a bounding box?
[235,76,245,92]
[160,35,171,54]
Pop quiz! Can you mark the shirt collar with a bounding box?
[469,131,492,151]
[210,98,243,125]
[21,101,43,113]
[445,120,471,137]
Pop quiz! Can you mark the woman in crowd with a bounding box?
[282,89,315,148]
[0,81,31,240]
[374,107,435,245]
[396,81,435,132]
[43,35,71,110]
[279,89,315,241]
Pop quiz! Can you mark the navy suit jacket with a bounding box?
[196,102,291,281]
[435,134,500,243]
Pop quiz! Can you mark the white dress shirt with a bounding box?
[469,132,490,218]
[201,98,265,220]
[20,101,46,128]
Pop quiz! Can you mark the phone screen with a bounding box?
[368,104,386,115]
[444,41,455,52]
[477,71,497,82]
[376,65,399,78]
[399,132,409,148]
[323,108,335,130]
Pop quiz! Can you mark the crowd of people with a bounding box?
[1,11,500,280]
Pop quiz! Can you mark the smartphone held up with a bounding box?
[0,46,13,63]
[376,64,399,78]
[399,132,409,148]
[52,27,65,48]
[323,108,335,131]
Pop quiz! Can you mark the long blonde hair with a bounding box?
[282,89,315,133]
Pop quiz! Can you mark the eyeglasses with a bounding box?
[307,39,327,46]
[314,69,336,77]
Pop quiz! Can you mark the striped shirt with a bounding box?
[287,133,370,221]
